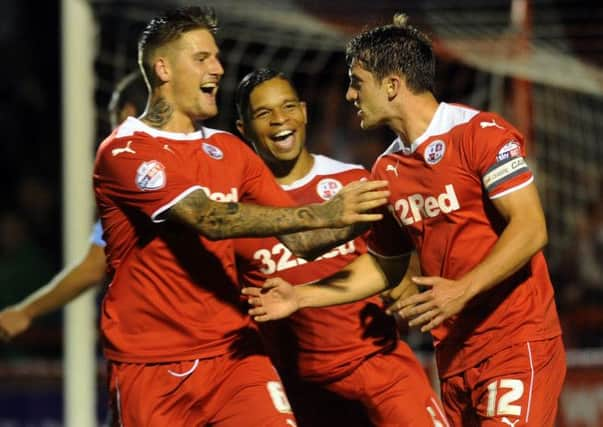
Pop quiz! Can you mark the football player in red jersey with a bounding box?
[93,6,389,427]
[244,13,565,427]
[234,68,447,427]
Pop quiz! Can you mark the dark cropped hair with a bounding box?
[108,71,147,128]
[345,13,435,94]
[138,6,218,88]
[235,68,293,125]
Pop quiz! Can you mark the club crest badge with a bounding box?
[316,178,343,200]
[136,160,166,191]
[424,140,446,165]
[202,143,223,160]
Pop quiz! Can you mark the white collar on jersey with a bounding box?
[115,117,225,141]
[279,154,364,191]
[387,102,479,156]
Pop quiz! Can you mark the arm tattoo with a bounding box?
[168,189,330,241]
[280,223,370,260]
[141,97,173,128]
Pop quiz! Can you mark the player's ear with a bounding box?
[300,101,308,124]
[153,57,170,83]
[236,119,246,137]
[386,75,401,100]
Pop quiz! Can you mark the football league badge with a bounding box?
[496,140,521,162]
[136,160,166,191]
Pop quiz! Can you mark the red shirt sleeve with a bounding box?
[94,135,202,222]
[465,112,533,199]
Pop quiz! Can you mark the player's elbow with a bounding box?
[198,226,226,241]
[534,223,548,251]
[525,219,548,254]
[286,242,320,260]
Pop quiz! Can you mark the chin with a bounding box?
[272,152,296,162]
[273,148,300,162]
[359,120,371,130]
[200,106,219,120]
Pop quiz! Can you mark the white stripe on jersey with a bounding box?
[525,342,535,422]
[115,117,230,141]
[380,102,480,157]
[281,154,365,191]
[115,377,124,427]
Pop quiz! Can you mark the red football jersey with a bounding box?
[236,154,399,383]
[94,118,294,363]
[368,103,562,378]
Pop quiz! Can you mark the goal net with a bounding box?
[428,11,603,269]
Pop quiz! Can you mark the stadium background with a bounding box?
[0,0,601,425]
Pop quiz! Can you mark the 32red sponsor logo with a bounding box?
[253,241,356,275]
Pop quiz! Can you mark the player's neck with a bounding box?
[275,149,314,186]
[140,93,199,133]
[391,92,439,147]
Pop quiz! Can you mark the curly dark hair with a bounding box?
[345,14,435,94]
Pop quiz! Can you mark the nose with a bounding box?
[270,107,286,124]
[210,56,224,76]
[345,87,356,103]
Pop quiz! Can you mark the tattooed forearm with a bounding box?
[141,97,173,128]
[280,223,370,260]
[168,189,331,240]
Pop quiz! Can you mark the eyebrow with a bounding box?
[193,49,220,58]
[250,97,300,113]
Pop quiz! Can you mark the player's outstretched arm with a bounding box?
[242,252,409,322]
[0,244,106,341]
[169,180,389,241]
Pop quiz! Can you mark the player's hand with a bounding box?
[383,277,419,306]
[0,307,32,341]
[323,180,389,227]
[241,278,299,322]
[383,278,420,332]
[387,276,468,332]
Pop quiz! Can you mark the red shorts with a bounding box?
[325,344,449,427]
[108,353,297,427]
[440,336,566,426]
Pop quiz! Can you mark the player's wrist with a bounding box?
[304,202,332,229]
[19,304,38,321]
[459,277,481,303]
[294,286,312,310]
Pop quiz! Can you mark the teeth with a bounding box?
[200,83,217,94]
[273,130,293,139]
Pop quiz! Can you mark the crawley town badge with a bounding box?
[135,160,166,191]
[316,178,343,200]
[202,142,224,160]
[424,140,446,165]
